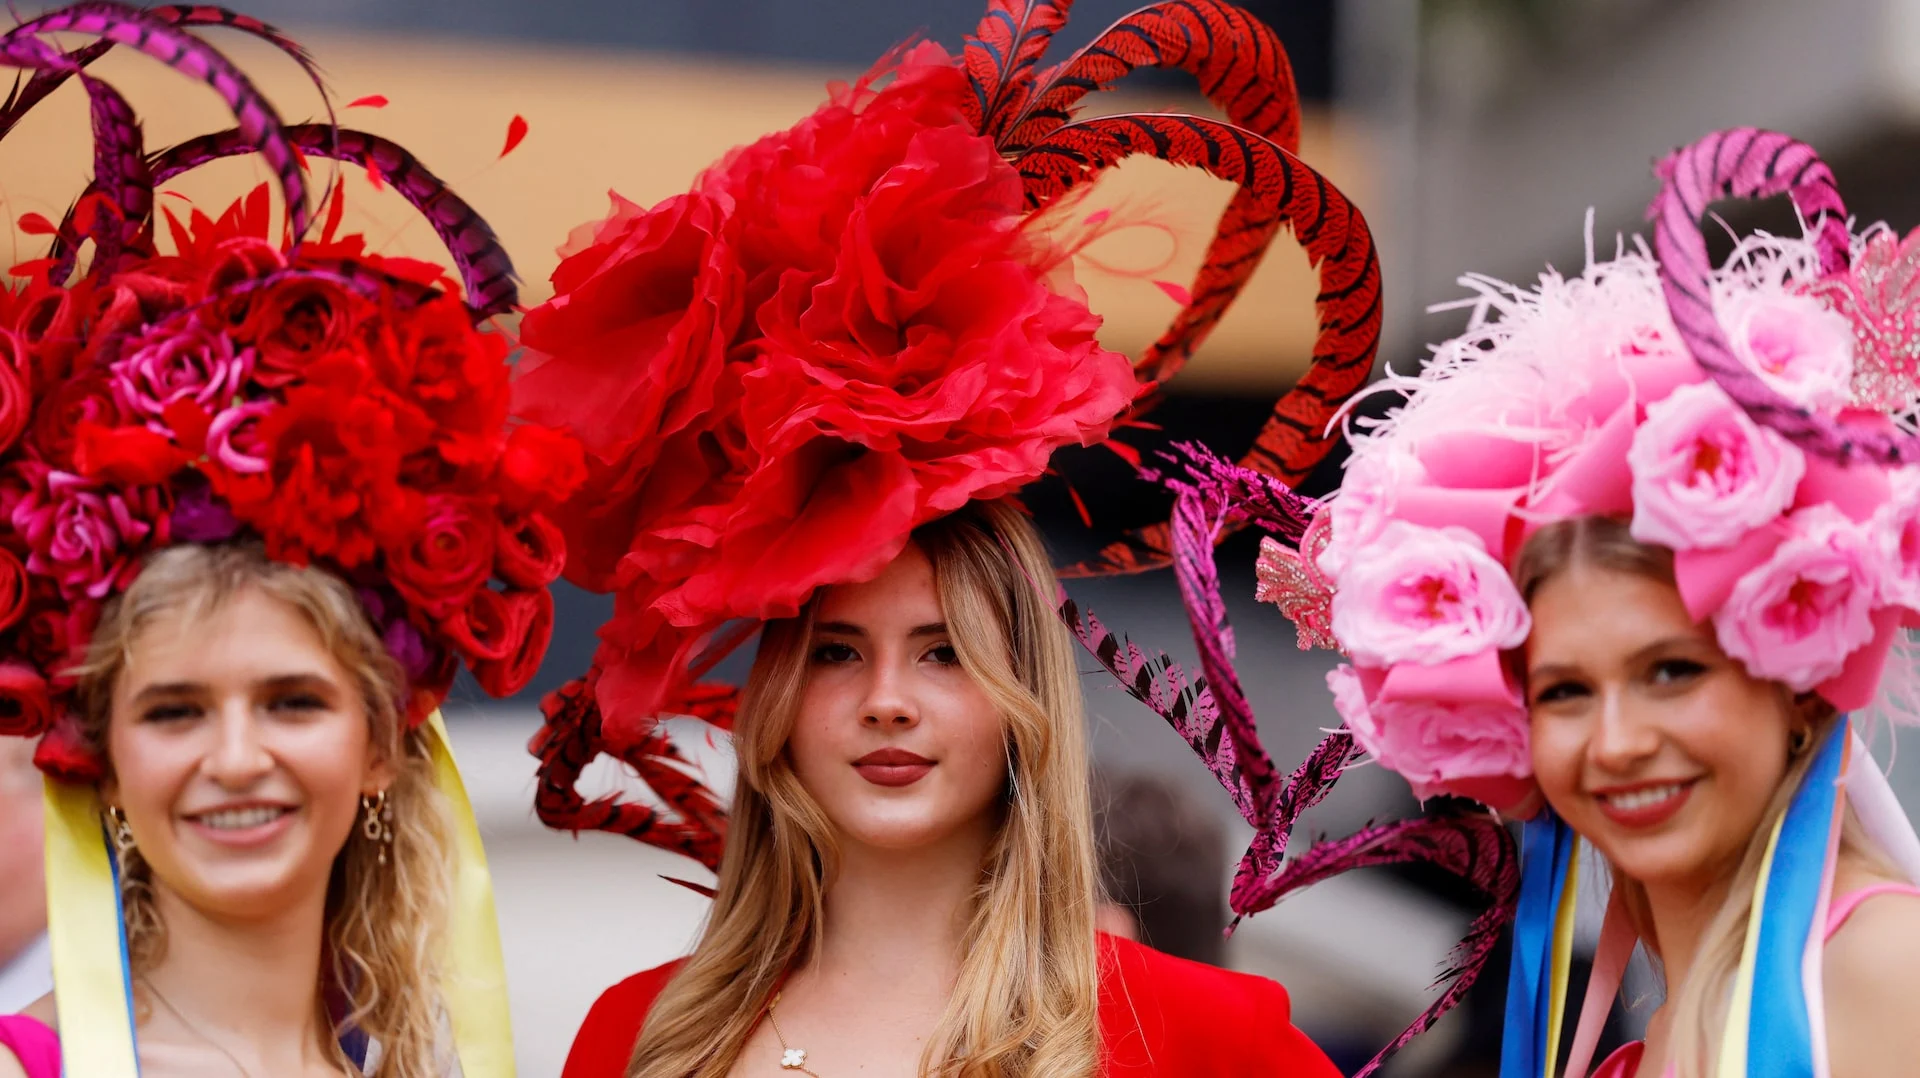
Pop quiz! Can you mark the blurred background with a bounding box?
[5,0,1920,1074]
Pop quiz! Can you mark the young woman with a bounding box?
[513,3,1385,1073]
[0,7,576,1075]
[562,503,1338,1077]
[1280,129,1920,1076]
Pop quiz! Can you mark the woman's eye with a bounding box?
[811,642,859,665]
[269,693,328,713]
[1649,659,1706,686]
[142,703,199,723]
[924,643,960,667]
[1531,681,1588,706]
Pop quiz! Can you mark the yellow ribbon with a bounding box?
[40,710,516,1076]
[424,710,518,1077]
[42,778,140,1078]
[1543,838,1582,1078]
[1714,811,1786,1078]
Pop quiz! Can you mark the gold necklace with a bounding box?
[765,990,821,1076]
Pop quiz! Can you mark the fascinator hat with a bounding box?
[1251,129,1920,1077]
[515,0,1385,867]
[0,5,579,1074]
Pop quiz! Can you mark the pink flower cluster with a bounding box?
[1314,233,1918,806]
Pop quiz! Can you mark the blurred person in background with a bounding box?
[0,739,47,1015]
[1093,770,1229,967]
[1300,129,1920,1077]
[0,7,578,1075]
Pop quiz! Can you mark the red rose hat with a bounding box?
[0,3,582,781]
[516,1,1383,869]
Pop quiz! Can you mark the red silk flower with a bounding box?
[516,43,1136,727]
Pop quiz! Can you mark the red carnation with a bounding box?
[387,494,495,619]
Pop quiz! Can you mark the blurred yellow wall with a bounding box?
[0,30,1374,390]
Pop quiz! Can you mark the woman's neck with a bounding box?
[812,819,994,989]
[1642,869,1738,999]
[140,880,333,1064]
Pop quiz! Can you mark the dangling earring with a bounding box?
[361,790,391,866]
[105,805,135,856]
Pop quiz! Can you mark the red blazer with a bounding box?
[563,933,1341,1077]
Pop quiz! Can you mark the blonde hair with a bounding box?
[74,542,453,1078]
[626,500,1102,1078]
[1514,517,1888,1078]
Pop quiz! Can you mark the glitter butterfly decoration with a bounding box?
[1253,510,1340,652]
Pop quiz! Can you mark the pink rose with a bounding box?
[109,321,254,429]
[1628,381,1805,551]
[1318,448,1427,577]
[206,401,273,475]
[1713,505,1881,691]
[1328,521,1530,667]
[1719,290,1854,415]
[10,464,169,600]
[1328,664,1531,801]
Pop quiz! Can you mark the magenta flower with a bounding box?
[1628,380,1805,551]
[1714,505,1881,691]
[10,464,168,600]
[1328,521,1530,668]
[109,320,255,429]
[206,400,274,474]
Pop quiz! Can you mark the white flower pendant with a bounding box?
[781,1048,808,1069]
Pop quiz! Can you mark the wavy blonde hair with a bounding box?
[627,500,1102,1078]
[73,542,453,1078]
[1515,516,1892,1078]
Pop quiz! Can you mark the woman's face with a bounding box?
[103,586,387,921]
[1526,562,1802,893]
[787,543,1008,857]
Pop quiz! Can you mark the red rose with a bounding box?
[21,596,96,682]
[199,235,288,325]
[31,371,128,471]
[0,342,28,458]
[386,494,494,619]
[471,588,553,698]
[237,276,355,386]
[494,512,566,590]
[0,548,27,633]
[0,660,53,738]
[515,189,745,589]
[496,424,586,513]
[5,278,86,386]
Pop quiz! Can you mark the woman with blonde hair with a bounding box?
[0,6,579,1075]
[1272,129,1920,1076]
[514,2,1389,1073]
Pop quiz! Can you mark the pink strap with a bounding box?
[1824,882,1920,939]
[0,1014,61,1078]
[1564,889,1636,1078]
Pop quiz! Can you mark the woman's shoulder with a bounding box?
[1097,934,1340,1077]
[1822,878,1920,1076]
[562,960,687,1078]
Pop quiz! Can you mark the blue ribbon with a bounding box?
[1501,811,1578,1078]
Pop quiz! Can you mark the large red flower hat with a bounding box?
[0,3,583,780]
[516,0,1383,867]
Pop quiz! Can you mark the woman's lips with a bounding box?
[1593,779,1696,829]
[181,803,299,848]
[853,748,934,788]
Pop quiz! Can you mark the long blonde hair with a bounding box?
[1514,517,1889,1078]
[627,500,1102,1078]
[73,542,453,1078]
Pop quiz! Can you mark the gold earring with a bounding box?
[361,791,391,865]
[1790,726,1815,756]
[105,805,135,856]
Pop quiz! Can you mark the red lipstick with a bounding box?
[853,748,934,788]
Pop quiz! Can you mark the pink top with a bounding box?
[0,1015,58,1078]
[1589,883,1920,1078]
